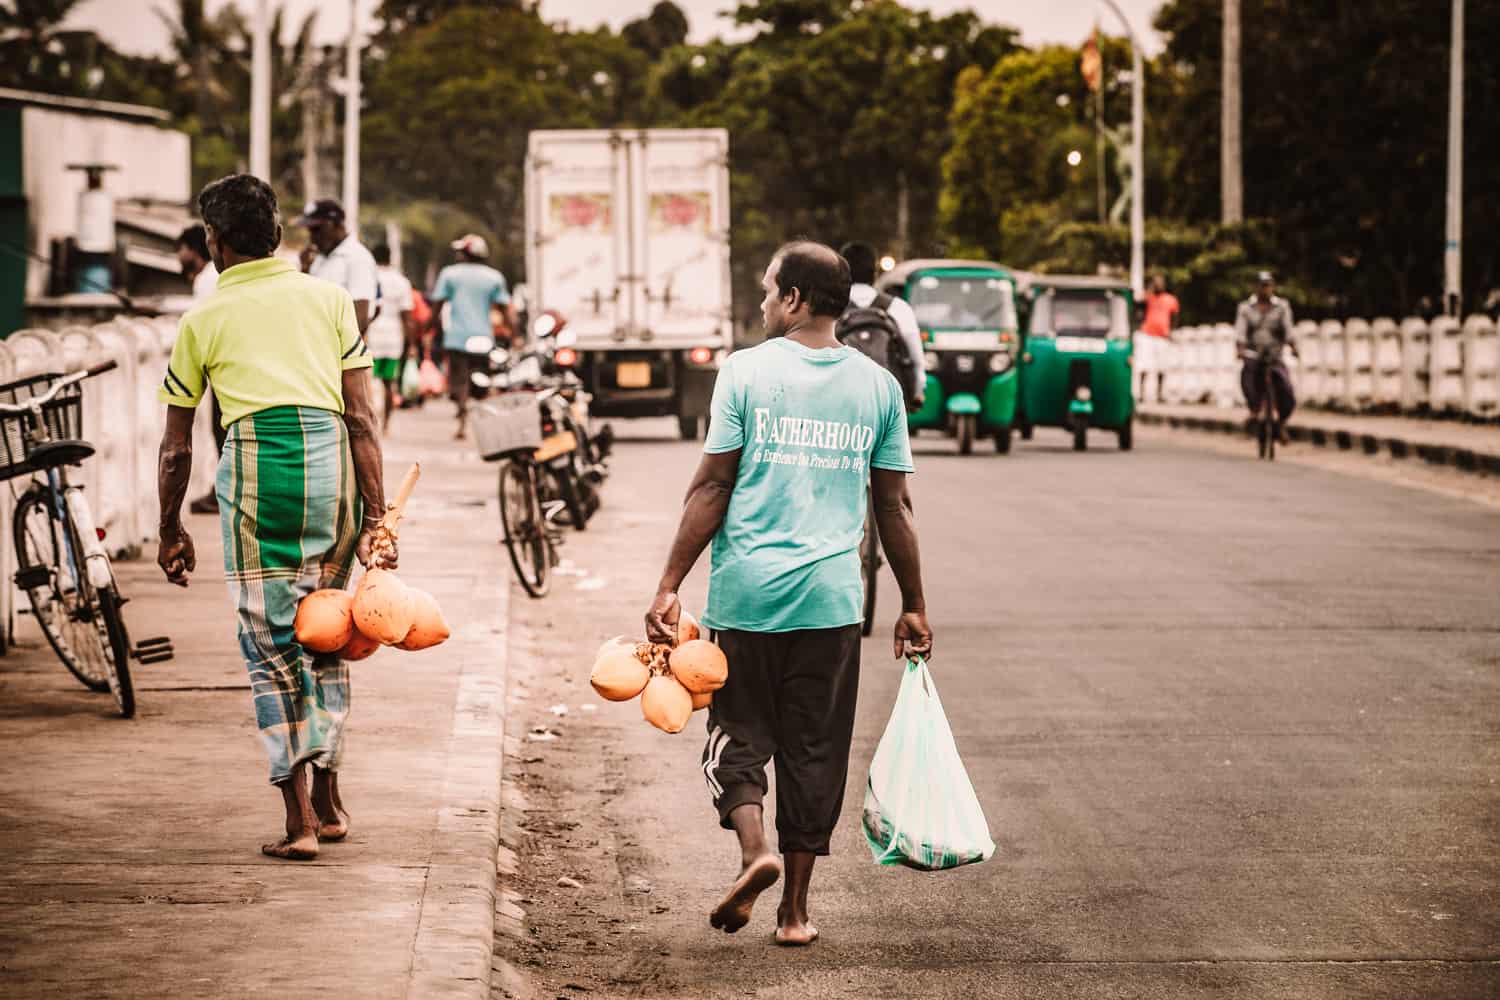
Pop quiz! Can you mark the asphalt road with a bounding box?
[494,421,1500,1000]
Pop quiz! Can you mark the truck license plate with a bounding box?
[616,362,651,388]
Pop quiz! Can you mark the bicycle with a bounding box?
[1243,344,1284,461]
[474,389,571,599]
[0,362,158,717]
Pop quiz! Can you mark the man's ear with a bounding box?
[272,223,283,251]
[785,286,803,314]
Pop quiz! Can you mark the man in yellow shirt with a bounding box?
[156,173,394,861]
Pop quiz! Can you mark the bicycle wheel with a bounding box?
[499,459,552,598]
[94,584,134,718]
[551,461,590,531]
[13,490,108,691]
[59,496,135,717]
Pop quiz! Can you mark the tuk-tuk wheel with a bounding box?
[1117,419,1133,451]
[1073,424,1087,452]
[1020,422,1034,441]
[678,416,700,440]
[956,414,975,455]
[994,425,1013,454]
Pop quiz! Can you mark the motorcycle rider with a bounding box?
[1236,271,1297,443]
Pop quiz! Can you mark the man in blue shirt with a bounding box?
[428,234,515,439]
[645,241,934,947]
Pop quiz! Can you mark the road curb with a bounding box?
[1137,408,1500,476]
[406,567,511,1000]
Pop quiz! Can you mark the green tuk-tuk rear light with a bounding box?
[921,329,934,343]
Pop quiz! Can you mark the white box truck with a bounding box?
[525,129,732,438]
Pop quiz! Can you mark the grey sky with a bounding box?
[67,0,1164,58]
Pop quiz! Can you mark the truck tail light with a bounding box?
[689,347,713,366]
[555,347,578,367]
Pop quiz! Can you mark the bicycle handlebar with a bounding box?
[0,359,120,414]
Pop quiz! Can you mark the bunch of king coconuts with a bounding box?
[291,464,450,661]
[591,611,728,733]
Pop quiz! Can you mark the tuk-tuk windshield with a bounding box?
[1030,290,1130,338]
[909,275,1016,331]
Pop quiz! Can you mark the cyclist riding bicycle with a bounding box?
[1236,271,1298,443]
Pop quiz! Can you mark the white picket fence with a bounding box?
[1,316,218,647]
[1133,314,1500,419]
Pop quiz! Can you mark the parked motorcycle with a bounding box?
[469,311,612,530]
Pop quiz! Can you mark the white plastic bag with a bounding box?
[863,658,995,871]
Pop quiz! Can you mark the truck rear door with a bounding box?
[628,129,731,348]
[526,131,628,345]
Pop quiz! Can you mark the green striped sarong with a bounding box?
[216,406,361,784]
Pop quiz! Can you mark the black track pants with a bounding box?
[702,625,862,856]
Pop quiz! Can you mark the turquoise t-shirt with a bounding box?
[431,262,511,351]
[701,338,915,633]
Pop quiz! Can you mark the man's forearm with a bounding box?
[656,481,732,594]
[874,495,926,612]
[344,410,386,519]
[158,437,193,529]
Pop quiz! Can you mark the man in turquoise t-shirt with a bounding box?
[428,233,515,439]
[645,241,934,947]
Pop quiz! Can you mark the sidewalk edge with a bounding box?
[1137,407,1500,476]
[406,568,511,1000]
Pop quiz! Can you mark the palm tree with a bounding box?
[0,0,108,94]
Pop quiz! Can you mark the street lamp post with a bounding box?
[1099,0,1145,299]
[1444,0,1463,317]
[249,0,271,180]
[343,0,363,228]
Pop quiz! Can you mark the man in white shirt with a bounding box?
[369,245,416,432]
[840,241,924,409]
[296,198,378,335]
[176,223,219,300]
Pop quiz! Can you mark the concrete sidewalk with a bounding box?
[1139,403,1500,473]
[0,407,510,1000]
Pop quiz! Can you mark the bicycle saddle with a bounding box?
[26,438,95,469]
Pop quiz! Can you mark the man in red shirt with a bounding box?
[1142,274,1179,338]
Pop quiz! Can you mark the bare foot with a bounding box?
[317,807,350,842]
[312,769,350,842]
[709,854,781,934]
[774,919,819,946]
[261,833,318,861]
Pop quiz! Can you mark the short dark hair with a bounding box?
[177,223,209,261]
[373,244,392,265]
[197,174,280,258]
[773,240,850,318]
[839,241,878,284]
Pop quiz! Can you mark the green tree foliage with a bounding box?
[651,0,1017,322]
[361,4,647,278]
[1151,0,1500,316]
[622,1,689,57]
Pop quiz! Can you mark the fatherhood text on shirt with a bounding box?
[751,407,875,472]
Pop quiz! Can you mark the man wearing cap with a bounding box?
[428,234,515,440]
[298,198,378,336]
[1235,271,1298,442]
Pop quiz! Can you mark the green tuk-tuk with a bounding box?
[877,259,1021,455]
[1016,273,1135,452]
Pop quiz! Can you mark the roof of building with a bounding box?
[0,87,172,125]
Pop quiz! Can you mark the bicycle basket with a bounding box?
[0,372,85,481]
[473,391,542,461]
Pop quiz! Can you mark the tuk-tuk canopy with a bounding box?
[1016,272,1134,338]
[877,258,1012,293]
[1013,271,1132,301]
[877,259,1019,333]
